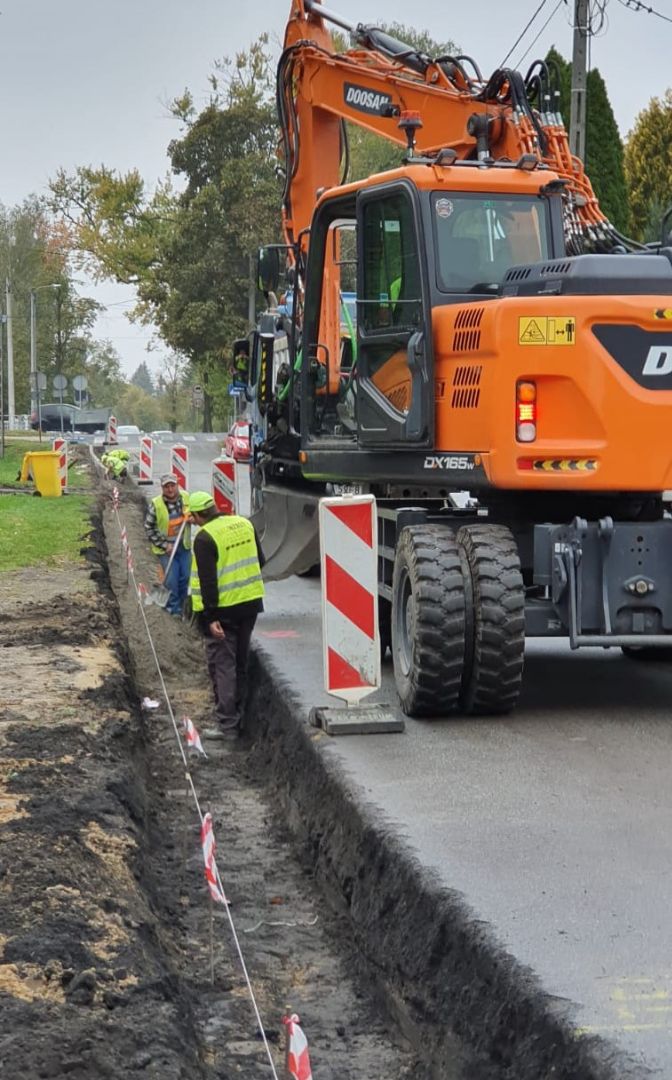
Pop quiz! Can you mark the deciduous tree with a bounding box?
[545,48,629,234]
[624,90,672,242]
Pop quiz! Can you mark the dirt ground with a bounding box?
[0,479,422,1079]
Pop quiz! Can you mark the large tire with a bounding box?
[457,524,525,716]
[621,645,672,661]
[391,525,465,717]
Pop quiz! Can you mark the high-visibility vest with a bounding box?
[190,515,264,613]
[151,491,191,555]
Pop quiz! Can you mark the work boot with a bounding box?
[203,724,239,741]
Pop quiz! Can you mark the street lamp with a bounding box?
[30,283,62,420]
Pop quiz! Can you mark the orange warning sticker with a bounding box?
[518,316,576,346]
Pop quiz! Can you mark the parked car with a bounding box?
[116,424,142,440]
[150,430,173,441]
[224,419,251,462]
[30,403,112,433]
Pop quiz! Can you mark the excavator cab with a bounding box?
[300,180,435,452]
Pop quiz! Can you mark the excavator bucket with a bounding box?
[252,484,321,580]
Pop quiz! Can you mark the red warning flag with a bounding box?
[200,813,227,905]
[182,715,206,756]
[282,1014,313,1080]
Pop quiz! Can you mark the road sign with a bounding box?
[212,456,237,514]
[72,374,88,391]
[34,371,47,391]
[53,374,67,392]
[319,494,380,705]
[227,384,244,396]
[171,444,189,490]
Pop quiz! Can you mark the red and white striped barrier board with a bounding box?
[111,486,120,509]
[182,716,206,757]
[319,494,380,704]
[200,813,227,904]
[282,1014,313,1080]
[171,444,189,491]
[52,437,67,492]
[138,435,153,484]
[107,414,118,445]
[212,456,237,514]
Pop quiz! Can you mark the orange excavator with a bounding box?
[248,0,672,716]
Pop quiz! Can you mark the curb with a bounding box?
[246,646,645,1080]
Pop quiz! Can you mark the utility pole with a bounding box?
[30,289,37,415]
[0,313,5,458]
[5,278,14,429]
[248,254,256,328]
[569,0,589,161]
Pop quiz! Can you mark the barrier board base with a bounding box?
[309,704,404,736]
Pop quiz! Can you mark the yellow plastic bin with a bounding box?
[20,451,62,497]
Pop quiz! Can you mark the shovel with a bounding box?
[148,518,188,608]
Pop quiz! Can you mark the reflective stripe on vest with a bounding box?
[151,490,191,555]
[190,515,264,612]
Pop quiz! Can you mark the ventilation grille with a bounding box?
[453,306,485,352]
[451,365,482,409]
[541,260,572,276]
[505,266,533,282]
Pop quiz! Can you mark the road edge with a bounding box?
[246,645,645,1080]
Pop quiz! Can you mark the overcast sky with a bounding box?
[2,0,670,376]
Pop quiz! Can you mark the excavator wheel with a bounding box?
[391,525,465,717]
[457,524,525,716]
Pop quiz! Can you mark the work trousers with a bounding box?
[158,545,191,615]
[205,616,257,730]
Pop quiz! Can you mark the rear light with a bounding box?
[516,381,537,442]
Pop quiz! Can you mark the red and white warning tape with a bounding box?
[201,812,227,904]
[107,487,283,1080]
[182,715,206,757]
[283,1014,313,1080]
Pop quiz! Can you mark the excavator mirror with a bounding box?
[257,246,280,294]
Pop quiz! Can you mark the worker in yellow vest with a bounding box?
[143,473,191,617]
[187,490,265,738]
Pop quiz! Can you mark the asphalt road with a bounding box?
[138,435,672,1074]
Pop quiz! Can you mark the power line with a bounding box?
[501,0,550,66]
[615,0,672,24]
[515,0,568,66]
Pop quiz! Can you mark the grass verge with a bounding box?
[0,494,94,570]
[0,440,90,491]
[0,443,94,570]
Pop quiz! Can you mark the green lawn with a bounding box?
[0,439,91,490]
[0,441,95,570]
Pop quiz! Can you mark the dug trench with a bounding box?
[0,479,643,1080]
[0,485,419,1080]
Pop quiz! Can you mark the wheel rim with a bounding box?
[396,566,414,678]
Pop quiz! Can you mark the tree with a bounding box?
[83,341,127,407]
[48,37,281,431]
[624,90,672,242]
[130,361,154,395]
[0,199,104,414]
[545,48,629,233]
[117,384,164,430]
[155,352,189,431]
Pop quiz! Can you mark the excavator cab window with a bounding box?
[355,182,434,448]
[432,193,550,294]
[360,194,422,335]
